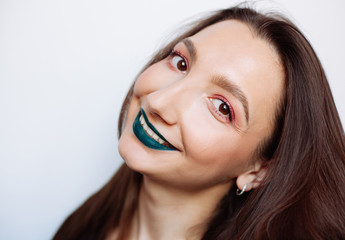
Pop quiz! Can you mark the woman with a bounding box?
[54,6,345,240]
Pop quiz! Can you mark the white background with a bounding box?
[1,0,344,239]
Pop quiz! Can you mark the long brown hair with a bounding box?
[54,6,345,240]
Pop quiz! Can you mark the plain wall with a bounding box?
[1,0,344,239]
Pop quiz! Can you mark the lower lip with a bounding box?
[132,111,176,151]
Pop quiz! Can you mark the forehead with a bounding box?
[189,20,281,67]
[189,20,284,131]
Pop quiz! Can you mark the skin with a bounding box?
[117,20,284,239]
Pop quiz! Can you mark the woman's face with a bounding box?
[119,20,284,191]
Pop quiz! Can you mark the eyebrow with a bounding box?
[182,38,197,63]
[181,38,249,123]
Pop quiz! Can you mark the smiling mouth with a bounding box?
[132,108,177,151]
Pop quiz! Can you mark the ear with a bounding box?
[236,161,267,193]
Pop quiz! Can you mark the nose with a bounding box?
[146,79,192,125]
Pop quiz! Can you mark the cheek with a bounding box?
[181,112,259,177]
[118,98,141,160]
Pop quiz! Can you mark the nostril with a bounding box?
[151,109,171,125]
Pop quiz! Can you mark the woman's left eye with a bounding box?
[170,52,188,73]
[211,98,233,122]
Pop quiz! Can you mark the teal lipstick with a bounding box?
[132,108,176,151]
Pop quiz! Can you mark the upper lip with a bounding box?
[140,108,178,150]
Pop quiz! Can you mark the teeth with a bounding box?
[147,128,153,135]
[139,114,167,145]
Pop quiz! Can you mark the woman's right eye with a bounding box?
[170,51,188,73]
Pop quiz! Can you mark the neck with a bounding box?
[129,176,232,240]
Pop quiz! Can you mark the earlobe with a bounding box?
[236,162,267,193]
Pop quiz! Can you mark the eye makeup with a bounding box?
[168,50,189,73]
[208,95,235,124]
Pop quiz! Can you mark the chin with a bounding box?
[118,129,152,173]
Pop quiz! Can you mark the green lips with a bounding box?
[132,108,176,151]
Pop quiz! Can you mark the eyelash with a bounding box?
[169,50,188,73]
[210,95,235,123]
